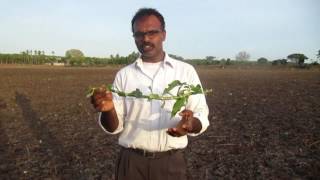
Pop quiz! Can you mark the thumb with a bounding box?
[179,109,193,117]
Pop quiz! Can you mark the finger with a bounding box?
[180,109,188,114]
[170,127,187,137]
[179,110,193,118]
[167,128,182,137]
[105,91,113,99]
[93,98,104,106]
[167,128,176,136]
[179,111,186,117]
[92,97,105,109]
[92,93,104,101]
[96,101,107,112]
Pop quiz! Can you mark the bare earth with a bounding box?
[0,65,319,179]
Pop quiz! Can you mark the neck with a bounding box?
[142,52,165,63]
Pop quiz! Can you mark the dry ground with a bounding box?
[0,65,319,179]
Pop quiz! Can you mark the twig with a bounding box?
[25,145,30,158]
[308,140,320,147]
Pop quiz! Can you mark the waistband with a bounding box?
[122,147,181,159]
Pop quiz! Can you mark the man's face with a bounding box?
[133,15,166,61]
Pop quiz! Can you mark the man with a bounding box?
[91,8,209,180]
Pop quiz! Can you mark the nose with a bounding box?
[142,34,151,42]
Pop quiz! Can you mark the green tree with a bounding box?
[127,51,139,64]
[65,49,84,58]
[169,54,184,60]
[205,56,216,61]
[257,57,268,64]
[226,58,231,65]
[65,49,84,66]
[272,59,287,65]
[287,53,308,65]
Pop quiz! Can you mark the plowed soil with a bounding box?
[0,65,319,179]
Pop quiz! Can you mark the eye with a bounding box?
[133,30,162,39]
[147,30,160,36]
[133,32,144,38]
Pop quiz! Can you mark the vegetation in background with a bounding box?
[257,57,268,64]
[235,51,251,61]
[0,50,139,66]
[287,53,308,66]
[0,49,319,68]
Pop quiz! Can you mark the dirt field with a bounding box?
[0,65,319,179]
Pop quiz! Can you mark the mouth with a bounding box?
[141,43,154,52]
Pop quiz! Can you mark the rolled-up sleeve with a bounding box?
[185,67,210,136]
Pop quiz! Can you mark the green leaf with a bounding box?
[163,80,183,95]
[127,88,143,98]
[171,97,186,117]
[86,88,95,98]
[107,84,113,91]
[191,84,203,94]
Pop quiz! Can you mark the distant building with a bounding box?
[53,62,65,66]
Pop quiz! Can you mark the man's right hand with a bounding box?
[90,86,114,112]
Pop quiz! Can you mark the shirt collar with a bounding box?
[134,52,175,69]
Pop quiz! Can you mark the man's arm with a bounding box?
[100,108,119,132]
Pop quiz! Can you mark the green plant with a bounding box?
[86,80,212,117]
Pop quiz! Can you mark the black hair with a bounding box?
[131,8,165,32]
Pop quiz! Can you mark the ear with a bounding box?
[162,30,166,41]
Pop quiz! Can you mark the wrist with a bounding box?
[190,117,202,133]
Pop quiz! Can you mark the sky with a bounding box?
[0,0,319,61]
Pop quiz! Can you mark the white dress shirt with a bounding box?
[98,53,209,152]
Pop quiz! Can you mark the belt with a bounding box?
[124,148,180,159]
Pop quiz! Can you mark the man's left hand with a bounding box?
[167,109,202,137]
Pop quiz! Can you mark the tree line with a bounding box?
[0,49,139,66]
[172,50,320,67]
[0,49,319,67]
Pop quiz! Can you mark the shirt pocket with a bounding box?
[124,98,150,121]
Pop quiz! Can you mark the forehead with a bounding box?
[133,15,162,32]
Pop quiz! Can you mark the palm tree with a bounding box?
[51,51,55,64]
[22,51,27,64]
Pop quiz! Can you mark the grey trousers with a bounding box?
[115,148,187,180]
